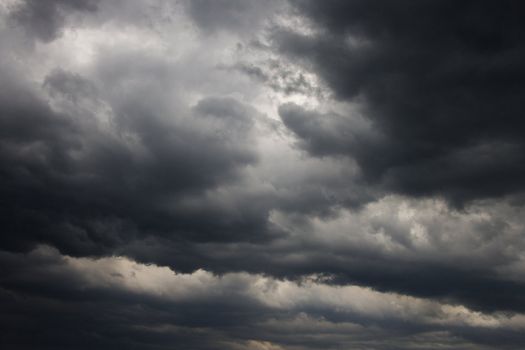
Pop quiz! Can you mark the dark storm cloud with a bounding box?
[279,103,379,157]
[9,0,99,42]
[276,0,525,204]
[2,247,525,350]
[0,248,272,350]
[194,239,525,315]
[0,66,274,257]
[3,1,525,349]
[116,196,525,316]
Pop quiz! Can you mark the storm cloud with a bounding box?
[2,1,525,349]
[276,0,525,204]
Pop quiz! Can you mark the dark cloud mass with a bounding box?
[0,66,268,255]
[2,1,525,349]
[278,0,525,204]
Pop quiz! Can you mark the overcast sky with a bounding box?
[2,1,525,349]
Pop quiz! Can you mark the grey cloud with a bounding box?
[275,0,525,205]
[118,196,525,315]
[279,102,379,157]
[3,1,525,349]
[9,0,99,42]
[183,0,281,35]
[0,65,270,257]
[230,61,322,97]
[43,68,99,103]
[2,247,525,350]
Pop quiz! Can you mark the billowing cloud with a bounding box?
[9,0,99,42]
[2,1,525,349]
[275,0,525,205]
[2,246,525,349]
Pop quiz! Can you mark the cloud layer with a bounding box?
[2,1,525,349]
[277,0,525,204]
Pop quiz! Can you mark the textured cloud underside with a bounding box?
[2,1,525,349]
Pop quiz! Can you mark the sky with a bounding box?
[1,1,525,349]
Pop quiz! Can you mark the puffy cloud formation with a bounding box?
[276,0,525,205]
[1,1,525,349]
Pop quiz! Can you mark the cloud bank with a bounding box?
[2,1,525,349]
